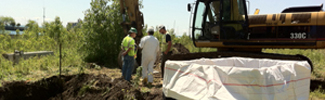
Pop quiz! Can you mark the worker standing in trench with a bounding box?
[121,27,138,82]
[159,25,173,78]
[139,27,160,86]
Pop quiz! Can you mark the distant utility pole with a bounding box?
[43,0,45,24]
[43,7,45,24]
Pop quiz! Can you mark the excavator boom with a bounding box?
[119,0,144,44]
[119,0,144,66]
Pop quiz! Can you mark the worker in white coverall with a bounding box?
[139,27,159,85]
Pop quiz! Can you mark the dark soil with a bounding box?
[173,43,190,54]
[0,74,162,100]
[0,72,324,100]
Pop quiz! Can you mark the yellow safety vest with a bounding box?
[121,36,136,56]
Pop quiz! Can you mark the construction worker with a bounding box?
[139,27,160,86]
[121,27,137,82]
[158,25,173,78]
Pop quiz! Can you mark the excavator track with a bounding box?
[168,51,314,72]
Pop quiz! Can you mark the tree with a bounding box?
[0,23,4,34]
[16,29,20,36]
[0,16,15,26]
[82,0,125,66]
[10,22,16,27]
[25,20,40,38]
[26,20,39,31]
[66,23,73,31]
[17,23,21,27]
[41,17,68,44]
[0,16,15,34]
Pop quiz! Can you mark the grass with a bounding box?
[78,79,99,97]
[310,88,325,100]
[0,54,83,83]
[1,32,325,99]
[140,87,151,93]
[0,29,86,84]
[264,49,325,78]
[0,46,85,81]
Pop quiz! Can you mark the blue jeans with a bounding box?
[122,55,134,82]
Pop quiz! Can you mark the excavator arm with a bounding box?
[118,0,144,69]
[119,0,144,44]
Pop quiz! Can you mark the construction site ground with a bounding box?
[0,43,324,100]
[0,65,165,100]
[0,64,325,100]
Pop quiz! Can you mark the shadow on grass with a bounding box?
[310,79,325,92]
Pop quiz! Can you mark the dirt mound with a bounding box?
[0,74,162,100]
[0,76,64,100]
[173,43,190,54]
[153,43,189,67]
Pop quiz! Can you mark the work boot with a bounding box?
[142,77,148,85]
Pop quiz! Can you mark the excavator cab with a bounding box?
[190,0,249,42]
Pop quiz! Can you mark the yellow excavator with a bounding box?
[181,0,324,72]
[119,0,144,44]
[119,0,324,99]
[119,0,324,73]
[191,1,324,49]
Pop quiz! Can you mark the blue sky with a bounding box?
[1,0,324,36]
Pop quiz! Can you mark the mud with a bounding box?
[0,74,162,100]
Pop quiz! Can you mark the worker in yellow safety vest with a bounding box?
[121,27,137,82]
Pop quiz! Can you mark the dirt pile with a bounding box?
[0,76,64,100]
[173,43,190,54]
[0,74,162,100]
[153,43,189,66]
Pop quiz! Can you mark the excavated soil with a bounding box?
[0,74,162,100]
[0,71,324,100]
[172,43,190,54]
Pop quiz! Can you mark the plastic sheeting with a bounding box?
[163,57,311,100]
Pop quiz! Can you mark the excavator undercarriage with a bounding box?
[168,49,313,72]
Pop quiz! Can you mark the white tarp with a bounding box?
[163,57,311,100]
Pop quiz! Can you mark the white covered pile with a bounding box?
[163,57,311,100]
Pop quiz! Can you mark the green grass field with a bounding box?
[0,33,85,85]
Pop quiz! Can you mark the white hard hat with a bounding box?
[147,26,154,33]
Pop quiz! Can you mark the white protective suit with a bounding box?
[139,35,160,83]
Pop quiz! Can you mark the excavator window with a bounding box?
[193,2,206,40]
[193,0,248,41]
[220,0,247,40]
[194,1,221,41]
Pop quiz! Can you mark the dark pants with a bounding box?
[160,51,172,78]
[122,55,134,82]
